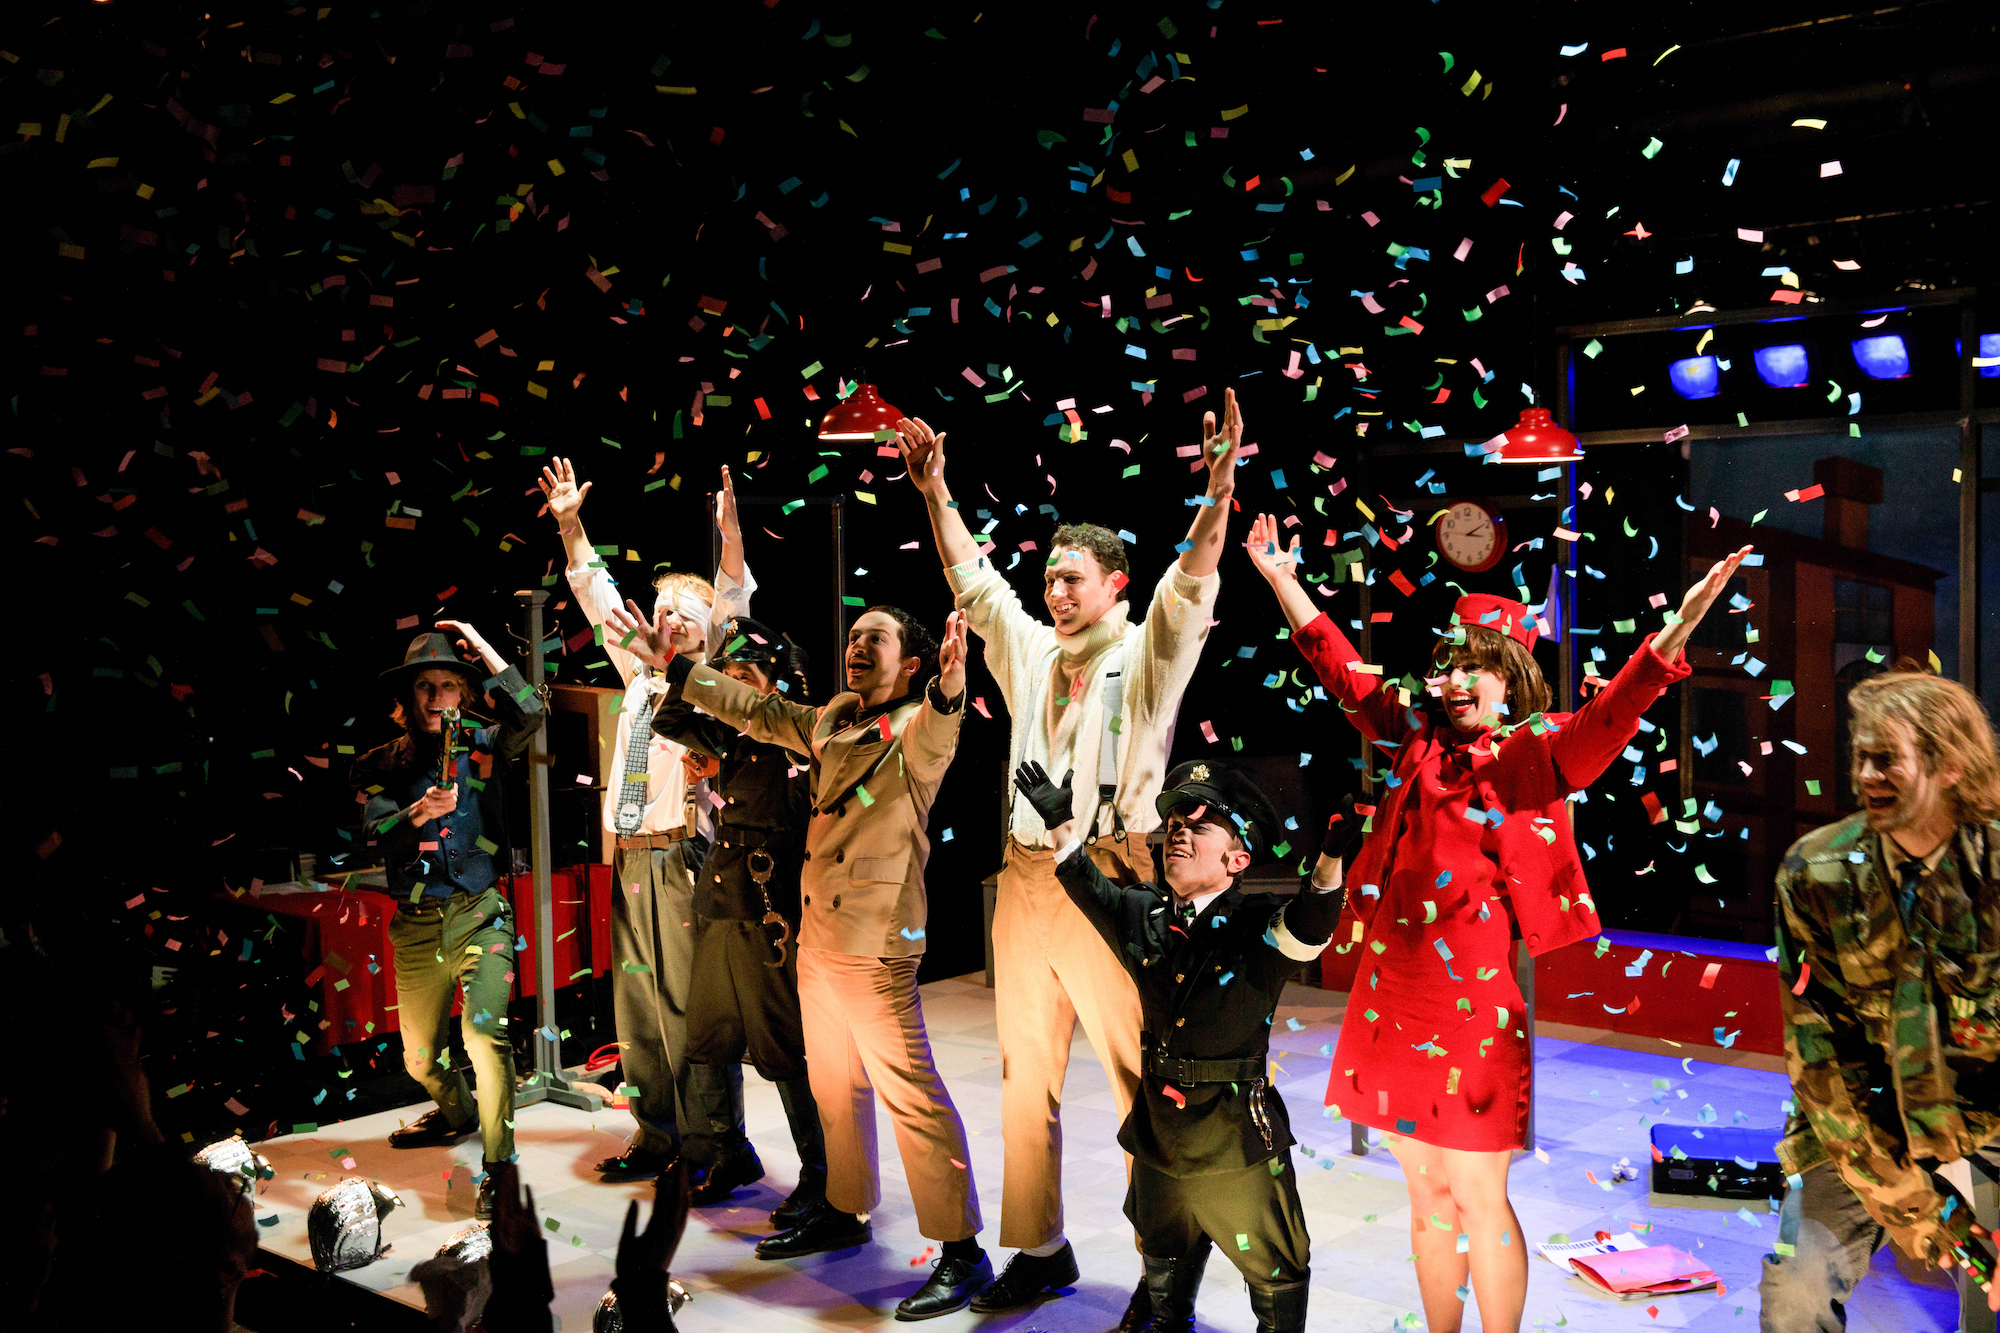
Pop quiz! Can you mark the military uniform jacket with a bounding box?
[663,655,963,959]
[1056,849,1342,1176]
[653,693,809,921]
[1775,813,2000,1263]
[355,664,544,900]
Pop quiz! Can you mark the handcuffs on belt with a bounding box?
[746,848,791,968]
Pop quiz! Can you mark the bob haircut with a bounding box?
[1427,624,1552,723]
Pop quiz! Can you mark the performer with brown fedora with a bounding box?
[1013,758,1355,1333]
[652,614,826,1225]
[356,619,544,1220]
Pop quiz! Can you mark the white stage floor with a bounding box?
[250,975,1957,1331]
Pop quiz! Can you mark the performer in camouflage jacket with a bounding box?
[1761,668,2000,1332]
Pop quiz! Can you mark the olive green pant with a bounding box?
[389,886,518,1162]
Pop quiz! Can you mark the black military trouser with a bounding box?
[1127,1151,1313,1286]
[686,912,808,1078]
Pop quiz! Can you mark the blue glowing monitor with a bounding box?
[1986,333,2000,380]
[1668,356,1721,400]
[1850,334,1910,380]
[1753,343,1810,388]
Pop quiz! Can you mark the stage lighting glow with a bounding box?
[1753,344,1810,388]
[1985,334,2000,380]
[1850,334,1910,380]
[1668,356,1721,400]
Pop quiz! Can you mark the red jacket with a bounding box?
[1292,612,1691,957]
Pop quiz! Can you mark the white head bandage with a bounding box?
[667,588,712,648]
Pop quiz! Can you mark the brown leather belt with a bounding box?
[617,830,690,851]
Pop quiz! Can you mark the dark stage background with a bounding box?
[3,0,1994,1144]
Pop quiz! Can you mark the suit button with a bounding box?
[804,850,813,860]
[1175,974,1185,983]
[804,895,811,906]
[728,796,737,805]
[1176,1017,1186,1027]
[715,875,723,883]
[834,851,845,864]
[832,895,842,909]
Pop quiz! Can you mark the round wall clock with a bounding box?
[1434,499,1507,573]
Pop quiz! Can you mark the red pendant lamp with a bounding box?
[816,382,905,440]
[1490,406,1582,463]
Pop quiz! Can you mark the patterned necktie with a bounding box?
[614,683,656,836]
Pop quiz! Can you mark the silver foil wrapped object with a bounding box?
[592,1278,690,1331]
[192,1135,273,1195]
[410,1222,492,1333]
[307,1175,403,1272]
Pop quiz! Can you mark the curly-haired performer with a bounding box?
[1245,511,1748,1333]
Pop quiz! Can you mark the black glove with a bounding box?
[1012,762,1075,831]
[1319,793,1367,864]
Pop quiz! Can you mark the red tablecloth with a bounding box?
[226,865,614,1055]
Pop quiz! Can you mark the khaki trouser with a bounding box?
[611,844,698,1153]
[994,834,1151,1249]
[797,945,981,1241]
[389,886,517,1162]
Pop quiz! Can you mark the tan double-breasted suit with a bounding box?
[664,657,979,1240]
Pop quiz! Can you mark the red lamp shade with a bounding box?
[1491,406,1582,463]
[816,382,905,440]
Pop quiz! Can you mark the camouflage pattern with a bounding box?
[1774,812,2000,1263]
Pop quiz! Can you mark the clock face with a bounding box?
[1436,501,1504,572]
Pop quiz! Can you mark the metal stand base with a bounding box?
[516,1075,604,1113]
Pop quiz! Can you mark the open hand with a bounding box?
[716,465,742,550]
[1244,512,1303,586]
[433,618,488,660]
[1678,545,1754,628]
[896,417,949,496]
[603,600,678,670]
[1013,762,1075,830]
[1200,387,1243,496]
[537,456,591,526]
[936,609,969,700]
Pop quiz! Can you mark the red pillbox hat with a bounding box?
[1453,593,1538,651]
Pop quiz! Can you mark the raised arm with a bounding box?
[436,620,544,759]
[715,464,746,589]
[896,416,983,570]
[1176,386,1242,578]
[671,658,823,759]
[1248,513,1407,745]
[899,610,969,785]
[539,456,597,585]
[1544,546,1743,790]
[1776,866,1972,1266]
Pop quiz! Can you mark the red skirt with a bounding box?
[1326,848,1533,1152]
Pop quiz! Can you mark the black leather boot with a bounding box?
[772,1075,828,1227]
[1246,1278,1308,1333]
[1113,1277,1151,1333]
[685,1062,762,1206]
[1142,1255,1192,1333]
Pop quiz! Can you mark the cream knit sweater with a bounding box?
[945,555,1220,848]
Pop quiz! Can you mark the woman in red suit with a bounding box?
[1245,513,1750,1333]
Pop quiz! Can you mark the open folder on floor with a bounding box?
[1539,1232,1719,1299]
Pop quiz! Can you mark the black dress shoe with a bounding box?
[969,1243,1080,1311]
[771,1163,827,1229]
[895,1252,993,1321]
[595,1145,671,1182]
[754,1204,872,1260]
[475,1166,498,1220]
[388,1107,477,1149]
[1113,1276,1151,1332]
[689,1145,764,1206]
